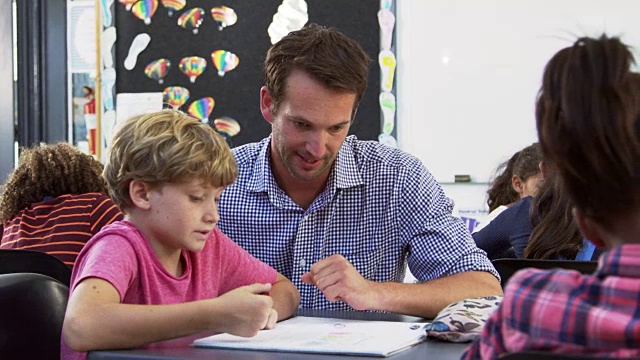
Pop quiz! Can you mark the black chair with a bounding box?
[492,258,598,288]
[500,351,602,359]
[0,273,69,359]
[0,249,72,287]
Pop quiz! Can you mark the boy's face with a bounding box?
[143,179,224,256]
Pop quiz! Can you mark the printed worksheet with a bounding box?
[193,316,429,357]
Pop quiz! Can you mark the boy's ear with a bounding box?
[572,207,606,248]
[260,86,274,124]
[129,179,152,210]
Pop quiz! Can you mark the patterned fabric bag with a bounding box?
[424,295,503,342]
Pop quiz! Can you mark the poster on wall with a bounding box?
[111,0,383,147]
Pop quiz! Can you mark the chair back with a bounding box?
[0,249,71,286]
[0,273,69,359]
[492,258,597,288]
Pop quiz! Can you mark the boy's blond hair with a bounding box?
[103,109,237,210]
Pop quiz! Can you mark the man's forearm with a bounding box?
[370,271,503,318]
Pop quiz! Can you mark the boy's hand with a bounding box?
[263,308,278,330]
[214,283,276,337]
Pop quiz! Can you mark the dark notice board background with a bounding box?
[115,0,382,146]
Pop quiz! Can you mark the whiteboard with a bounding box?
[395,0,640,183]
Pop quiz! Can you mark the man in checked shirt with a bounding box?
[218,23,502,318]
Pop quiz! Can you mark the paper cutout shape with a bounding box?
[101,27,117,69]
[188,97,215,123]
[210,6,237,31]
[378,133,397,148]
[379,92,396,135]
[178,7,205,34]
[124,33,151,70]
[378,9,395,51]
[379,50,396,92]
[102,109,117,149]
[161,0,186,17]
[163,86,190,109]
[119,0,137,11]
[213,116,241,138]
[267,0,308,44]
[144,58,171,84]
[179,56,207,83]
[131,0,158,25]
[102,67,117,111]
[101,0,115,26]
[211,50,239,77]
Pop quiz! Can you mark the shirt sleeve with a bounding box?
[472,207,515,260]
[89,194,124,235]
[71,234,137,302]
[398,159,499,281]
[215,229,278,295]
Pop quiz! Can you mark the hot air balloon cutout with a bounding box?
[131,0,158,25]
[211,50,239,77]
[161,0,186,17]
[178,7,205,34]
[163,86,190,109]
[119,0,137,11]
[210,6,237,31]
[144,58,171,84]
[214,116,241,146]
[179,56,207,83]
[188,97,215,123]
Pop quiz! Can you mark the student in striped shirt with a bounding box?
[463,35,640,358]
[0,143,123,267]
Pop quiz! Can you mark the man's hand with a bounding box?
[301,254,380,310]
[214,283,277,337]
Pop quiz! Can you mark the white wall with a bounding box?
[394,0,640,224]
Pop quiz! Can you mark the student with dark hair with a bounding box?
[464,35,640,358]
[473,165,598,261]
[522,166,588,260]
[217,23,502,318]
[0,143,123,267]
[486,143,543,214]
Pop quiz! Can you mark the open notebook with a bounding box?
[193,316,429,357]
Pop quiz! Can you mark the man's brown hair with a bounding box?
[264,23,370,119]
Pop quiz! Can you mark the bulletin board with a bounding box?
[112,0,384,147]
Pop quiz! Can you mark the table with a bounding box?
[88,309,469,360]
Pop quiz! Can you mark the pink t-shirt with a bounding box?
[61,220,277,360]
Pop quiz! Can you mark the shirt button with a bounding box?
[299,258,306,267]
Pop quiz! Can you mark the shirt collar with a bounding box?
[245,136,273,193]
[333,136,363,190]
[245,135,364,193]
[594,244,640,278]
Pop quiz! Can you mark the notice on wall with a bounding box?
[115,92,163,124]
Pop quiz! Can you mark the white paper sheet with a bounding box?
[115,92,163,124]
[193,316,429,357]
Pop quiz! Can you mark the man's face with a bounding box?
[260,70,356,183]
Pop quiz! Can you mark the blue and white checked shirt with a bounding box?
[218,135,498,310]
